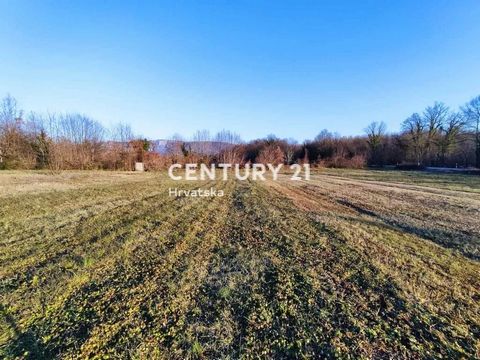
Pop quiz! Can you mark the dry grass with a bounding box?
[1,169,479,359]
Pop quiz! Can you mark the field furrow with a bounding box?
[1,170,479,359]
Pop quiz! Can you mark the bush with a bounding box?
[256,145,285,165]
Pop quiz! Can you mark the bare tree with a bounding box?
[58,113,104,144]
[402,113,424,165]
[314,129,334,142]
[107,122,135,170]
[285,138,298,165]
[0,95,35,168]
[0,94,23,127]
[436,112,465,166]
[256,145,285,165]
[26,112,53,169]
[214,129,242,146]
[423,102,449,161]
[56,114,105,169]
[111,122,134,144]
[192,129,211,155]
[1,92,479,171]
[462,96,480,168]
[214,129,243,163]
[364,121,386,165]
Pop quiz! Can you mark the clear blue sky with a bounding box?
[1,1,479,141]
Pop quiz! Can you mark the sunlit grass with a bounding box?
[1,170,479,358]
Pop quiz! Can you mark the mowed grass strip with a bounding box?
[1,175,223,357]
[268,177,480,358]
[1,170,479,359]
[159,180,474,358]
[316,168,480,194]
[288,173,480,259]
[0,176,213,318]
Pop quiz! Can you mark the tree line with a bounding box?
[0,94,479,170]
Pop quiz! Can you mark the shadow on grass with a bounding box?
[0,304,47,359]
[336,199,480,261]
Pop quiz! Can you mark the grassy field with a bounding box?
[1,169,479,359]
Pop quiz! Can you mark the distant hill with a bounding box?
[150,139,236,155]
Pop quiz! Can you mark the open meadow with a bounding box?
[1,169,479,358]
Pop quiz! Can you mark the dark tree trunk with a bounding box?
[476,142,480,168]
